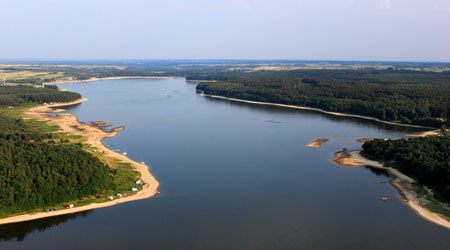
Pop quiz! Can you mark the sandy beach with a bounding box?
[333,150,450,230]
[199,92,437,130]
[0,99,160,225]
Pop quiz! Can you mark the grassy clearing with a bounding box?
[414,184,450,220]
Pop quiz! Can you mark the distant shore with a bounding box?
[198,92,437,131]
[333,150,450,230]
[0,98,160,225]
[45,76,181,85]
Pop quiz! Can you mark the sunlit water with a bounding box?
[1,78,449,250]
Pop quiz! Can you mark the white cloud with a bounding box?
[379,0,392,10]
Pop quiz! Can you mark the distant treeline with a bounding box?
[0,86,81,106]
[195,70,450,128]
[362,135,450,202]
[0,112,111,217]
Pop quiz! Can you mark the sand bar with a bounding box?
[333,150,450,230]
[0,99,160,225]
[305,138,329,148]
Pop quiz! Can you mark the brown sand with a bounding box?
[305,138,329,148]
[356,138,375,143]
[333,150,450,230]
[0,99,159,225]
[405,130,441,137]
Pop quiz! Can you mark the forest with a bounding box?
[362,134,450,202]
[0,85,81,106]
[195,69,450,128]
[0,112,111,217]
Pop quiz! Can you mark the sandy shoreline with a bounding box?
[199,92,436,130]
[333,150,450,230]
[0,98,160,225]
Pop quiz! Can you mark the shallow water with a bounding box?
[1,78,449,250]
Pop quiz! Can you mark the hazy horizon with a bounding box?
[1,0,450,61]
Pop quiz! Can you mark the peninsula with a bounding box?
[0,86,159,224]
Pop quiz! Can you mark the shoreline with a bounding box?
[45,76,181,85]
[333,150,450,230]
[0,98,160,225]
[197,91,449,229]
[198,92,437,131]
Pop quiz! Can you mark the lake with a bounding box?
[1,78,449,250]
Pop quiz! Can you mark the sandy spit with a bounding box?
[305,138,329,148]
[333,150,450,230]
[0,99,160,225]
[198,92,436,130]
[404,130,441,137]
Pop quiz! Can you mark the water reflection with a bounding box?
[0,211,91,242]
[201,94,426,135]
[364,166,391,177]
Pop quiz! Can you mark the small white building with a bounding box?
[136,179,142,185]
[116,193,123,198]
[131,187,138,192]
[107,196,114,201]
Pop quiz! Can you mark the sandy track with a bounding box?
[0,99,159,225]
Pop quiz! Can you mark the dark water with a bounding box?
[1,78,449,250]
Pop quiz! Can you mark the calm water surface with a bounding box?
[1,78,450,250]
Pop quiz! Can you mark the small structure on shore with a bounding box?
[116,193,123,198]
[136,179,142,185]
[64,204,75,209]
[131,187,138,192]
[107,196,114,201]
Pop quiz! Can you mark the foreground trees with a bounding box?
[0,112,111,216]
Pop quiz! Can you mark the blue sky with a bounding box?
[1,0,449,61]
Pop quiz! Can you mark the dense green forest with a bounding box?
[196,69,450,128]
[0,86,81,106]
[0,112,111,216]
[362,135,450,202]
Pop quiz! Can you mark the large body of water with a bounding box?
[1,78,450,250]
